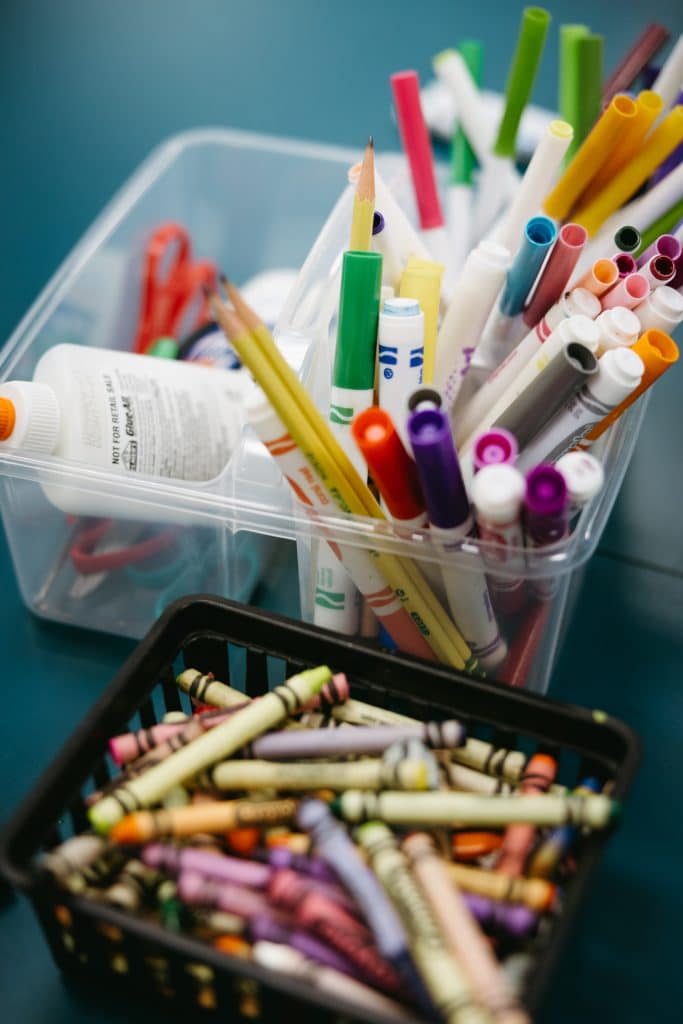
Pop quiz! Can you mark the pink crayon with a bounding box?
[178,871,283,923]
[266,867,360,919]
[109,705,245,766]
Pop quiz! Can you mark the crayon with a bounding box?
[297,799,435,1014]
[403,832,529,1023]
[356,821,491,1024]
[142,844,272,889]
[110,798,298,844]
[176,669,250,708]
[190,908,246,937]
[178,870,276,921]
[40,834,108,882]
[244,719,465,760]
[252,941,418,1022]
[109,706,242,766]
[213,934,252,959]
[464,892,537,940]
[89,666,331,833]
[447,863,556,912]
[203,757,431,792]
[332,790,617,829]
[95,858,165,912]
[266,845,337,884]
[496,754,558,877]
[250,914,359,978]
[268,868,405,996]
[527,778,601,878]
[452,832,504,862]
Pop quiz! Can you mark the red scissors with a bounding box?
[133,222,217,354]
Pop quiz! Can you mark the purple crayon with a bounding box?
[178,871,284,923]
[464,891,538,940]
[472,428,519,474]
[249,914,359,979]
[245,719,466,761]
[267,846,338,885]
[143,844,271,889]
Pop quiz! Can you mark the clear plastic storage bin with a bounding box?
[0,129,648,692]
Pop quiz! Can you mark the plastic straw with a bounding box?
[494,7,551,158]
[602,23,669,103]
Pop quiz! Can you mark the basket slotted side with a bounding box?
[0,595,641,1022]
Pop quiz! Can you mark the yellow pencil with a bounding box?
[349,137,375,251]
[573,105,683,236]
[209,285,475,671]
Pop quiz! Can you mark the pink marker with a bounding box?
[523,224,587,327]
[390,70,448,265]
[601,272,650,310]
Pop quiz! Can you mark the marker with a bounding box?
[496,753,558,877]
[390,70,449,265]
[448,41,483,281]
[478,216,557,372]
[594,307,641,355]
[398,259,442,384]
[334,789,617,828]
[611,252,637,278]
[651,35,683,111]
[470,464,527,615]
[555,451,605,513]
[356,821,490,1024]
[522,466,569,602]
[297,800,436,1016]
[472,429,518,473]
[493,7,552,161]
[614,225,641,253]
[579,328,679,445]
[403,832,530,1024]
[89,666,330,833]
[407,386,443,412]
[408,406,507,672]
[494,342,598,453]
[633,286,683,333]
[434,240,512,410]
[454,288,601,449]
[637,232,681,266]
[517,347,644,471]
[572,258,619,297]
[377,298,425,439]
[522,223,588,327]
[638,254,675,289]
[458,315,601,474]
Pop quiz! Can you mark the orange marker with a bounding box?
[573,258,619,297]
[580,328,679,443]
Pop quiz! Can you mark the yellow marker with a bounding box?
[399,256,444,384]
[214,282,474,671]
[349,138,375,251]
[572,106,683,235]
[579,90,664,203]
[543,94,637,221]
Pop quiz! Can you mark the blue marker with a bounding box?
[377,297,424,449]
[477,215,557,372]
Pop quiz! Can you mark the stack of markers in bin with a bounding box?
[197,9,683,684]
[41,663,620,1021]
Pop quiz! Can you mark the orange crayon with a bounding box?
[496,754,558,877]
[111,798,298,844]
[452,831,504,862]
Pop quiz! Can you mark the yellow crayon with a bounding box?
[202,757,430,792]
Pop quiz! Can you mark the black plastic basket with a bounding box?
[0,595,641,1023]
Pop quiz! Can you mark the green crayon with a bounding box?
[89,666,331,834]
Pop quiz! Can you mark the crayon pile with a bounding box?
[40,661,620,1022]
[188,12,683,687]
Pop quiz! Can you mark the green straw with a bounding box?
[450,40,483,185]
[493,7,551,158]
[636,196,683,254]
[559,25,588,161]
[575,34,603,155]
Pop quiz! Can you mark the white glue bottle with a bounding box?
[0,343,252,515]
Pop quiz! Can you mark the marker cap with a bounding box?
[334,251,383,390]
[590,347,644,406]
[561,286,602,320]
[470,463,526,524]
[595,307,641,351]
[633,286,683,333]
[555,451,605,507]
[472,428,519,472]
[352,407,425,521]
[524,465,569,545]
[407,406,469,529]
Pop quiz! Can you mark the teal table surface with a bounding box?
[1,2,682,1021]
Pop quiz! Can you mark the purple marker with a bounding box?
[472,428,519,473]
[636,233,682,268]
[249,915,360,979]
[407,407,507,673]
[611,252,637,278]
[143,844,271,889]
[524,465,569,599]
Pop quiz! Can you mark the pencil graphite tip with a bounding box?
[367,135,374,149]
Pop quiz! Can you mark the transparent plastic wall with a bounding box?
[0,131,648,690]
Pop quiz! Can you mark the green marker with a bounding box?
[494,7,551,159]
[559,25,588,160]
[448,40,483,276]
[147,336,179,359]
[576,34,603,158]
